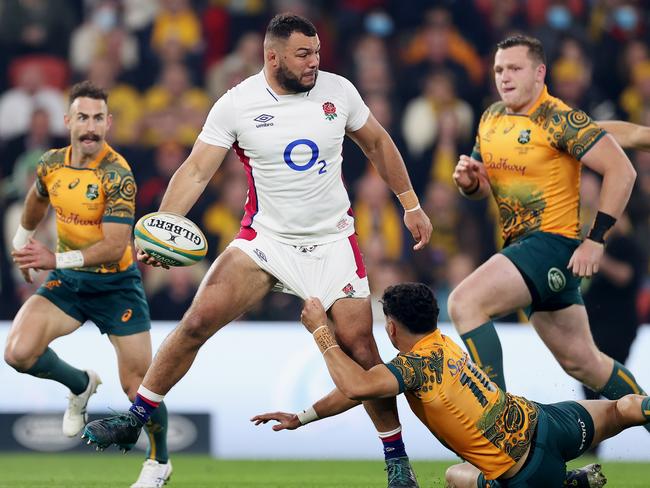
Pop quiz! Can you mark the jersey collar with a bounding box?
[524,84,549,116]
[262,70,312,100]
[65,142,110,169]
[409,329,443,352]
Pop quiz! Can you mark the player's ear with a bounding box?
[386,319,397,339]
[536,63,546,82]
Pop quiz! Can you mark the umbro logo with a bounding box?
[254,114,274,128]
[254,248,267,262]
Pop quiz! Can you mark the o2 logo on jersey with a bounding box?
[283,139,327,174]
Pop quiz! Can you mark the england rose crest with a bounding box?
[323,101,337,121]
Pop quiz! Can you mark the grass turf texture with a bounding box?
[0,454,647,487]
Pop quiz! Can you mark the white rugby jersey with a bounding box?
[198,70,370,245]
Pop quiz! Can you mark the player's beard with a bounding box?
[276,61,317,93]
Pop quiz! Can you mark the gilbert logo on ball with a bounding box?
[134,212,208,267]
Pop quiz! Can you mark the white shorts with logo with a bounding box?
[228,230,370,310]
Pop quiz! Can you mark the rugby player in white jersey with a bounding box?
[84,13,431,486]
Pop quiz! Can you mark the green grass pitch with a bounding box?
[0,454,647,487]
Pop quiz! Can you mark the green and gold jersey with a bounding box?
[36,143,136,273]
[472,86,605,244]
[386,330,538,479]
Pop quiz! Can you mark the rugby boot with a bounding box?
[82,411,142,453]
[385,456,419,487]
[564,463,607,488]
[62,370,102,437]
[131,459,173,488]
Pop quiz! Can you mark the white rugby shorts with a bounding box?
[228,229,370,310]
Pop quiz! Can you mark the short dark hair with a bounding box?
[68,81,108,106]
[496,34,546,65]
[381,283,439,334]
[266,13,317,40]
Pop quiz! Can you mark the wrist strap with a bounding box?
[460,180,480,196]
[55,250,85,269]
[587,211,617,243]
[396,189,420,211]
[297,406,319,425]
[12,224,35,250]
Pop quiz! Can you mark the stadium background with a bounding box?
[0,0,649,482]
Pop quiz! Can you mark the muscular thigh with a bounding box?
[7,295,82,357]
[184,247,276,332]
[329,297,378,367]
[453,254,532,318]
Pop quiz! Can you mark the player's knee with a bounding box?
[556,351,594,384]
[616,394,642,424]
[336,329,379,368]
[447,287,472,326]
[4,343,35,372]
[444,464,462,487]
[178,311,213,347]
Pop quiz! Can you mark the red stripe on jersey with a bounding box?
[233,142,258,227]
[237,226,257,241]
[348,234,367,278]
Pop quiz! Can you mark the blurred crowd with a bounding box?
[0,0,649,325]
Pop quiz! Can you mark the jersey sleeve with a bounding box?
[198,89,237,149]
[35,156,49,197]
[555,109,606,161]
[101,164,136,224]
[471,110,489,162]
[385,353,427,394]
[341,76,370,132]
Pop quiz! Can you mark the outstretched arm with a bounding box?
[347,114,432,250]
[252,297,401,431]
[159,139,229,215]
[300,297,400,400]
[251,388,360,431]
[597,121,650,151]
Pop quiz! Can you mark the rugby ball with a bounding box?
[134,212,208,267]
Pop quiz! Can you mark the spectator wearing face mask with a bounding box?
[69,0,139,76]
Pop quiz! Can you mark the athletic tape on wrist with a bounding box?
[12,225,35,250]
[55,250,84,269]
[405,204,421,213]
[313,325,338,354]
[396,189,420,212]
[297,406,319,425]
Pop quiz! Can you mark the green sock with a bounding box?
[600,361,646,398]
[145,401,169,463]
[600,361,650,433]
[24,348,88,394]
[461,321,506,391]
[641,397,650,423]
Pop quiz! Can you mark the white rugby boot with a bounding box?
[131,459,173,488]
[62,369,102,437]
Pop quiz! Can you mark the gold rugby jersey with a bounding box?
[471,86,605,244]
[386,330,538,479]
[36,143,136,273]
